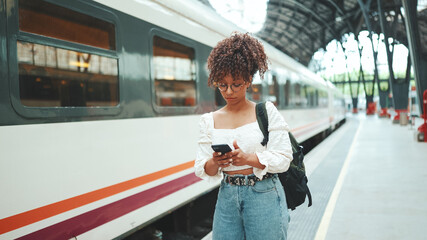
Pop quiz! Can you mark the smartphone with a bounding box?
[211,144,232,154]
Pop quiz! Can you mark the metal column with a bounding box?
[402,0,427,116]
[377,0,409,121]
[402,0,427,141]
[358,0,380,115]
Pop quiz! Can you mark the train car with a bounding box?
[0,0,346,239]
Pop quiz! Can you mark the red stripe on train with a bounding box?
[16,173,202,240]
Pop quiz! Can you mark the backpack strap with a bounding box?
[255,102,269,146]
[288,132,299,153]
[256,103,300,151]
[305,179,313,207]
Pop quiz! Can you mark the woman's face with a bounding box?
[217,75,251,104]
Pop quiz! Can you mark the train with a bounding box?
[0,0,346,239]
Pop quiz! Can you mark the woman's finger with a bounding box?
[218,159,231,165]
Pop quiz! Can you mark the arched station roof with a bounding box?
[199,0,426,66]
[258,0,363,66]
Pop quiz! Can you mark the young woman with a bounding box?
[195,32,293,240]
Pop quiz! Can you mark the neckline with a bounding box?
[212,118,258,130]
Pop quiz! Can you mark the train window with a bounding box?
[267,74,279,106]
[314,90,319,106]
[18,41,119,107]
[247,73,262,102]
[19,0,116,50]
[301,85,307,107]
[300,84,308,107]
[152,36,196,107]
[293,83,302,107]
[284,80,290,107]
[306,85,317,107]
[319,90,328,107]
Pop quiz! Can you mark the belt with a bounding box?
[224,173,275,186]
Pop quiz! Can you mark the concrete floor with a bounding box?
[318,114,427,240]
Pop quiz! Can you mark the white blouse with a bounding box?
[195,101,293,182]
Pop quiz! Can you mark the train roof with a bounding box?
[95,0,328,88]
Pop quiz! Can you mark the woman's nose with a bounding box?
[225,86,233,95]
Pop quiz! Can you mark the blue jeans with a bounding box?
[212,174,290,240]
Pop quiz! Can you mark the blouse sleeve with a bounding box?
[253,101,293,179]
[194,113,223,182]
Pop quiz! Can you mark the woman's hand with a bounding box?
[212,151,233,168]
[205,140,265,176]
[204,151,233,176]
[230,140,266,169]
[228,140,249,166]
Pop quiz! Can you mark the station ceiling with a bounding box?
[259,0,364,66]
[200,0,426,67]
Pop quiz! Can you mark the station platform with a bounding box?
[204,113,427,240]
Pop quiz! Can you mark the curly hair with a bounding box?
[207,32,269,86]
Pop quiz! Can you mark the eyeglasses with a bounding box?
[216,83,245,93]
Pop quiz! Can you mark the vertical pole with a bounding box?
[377,0,395,85]
[376,0,394,118]
[402,0,427,117]
[358,0,379,115]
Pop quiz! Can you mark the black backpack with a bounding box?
[255,102,312,210]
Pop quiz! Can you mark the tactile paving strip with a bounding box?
[287,119,360,240]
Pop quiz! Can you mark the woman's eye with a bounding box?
[219,84,227,88]
[233,84,242,87]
